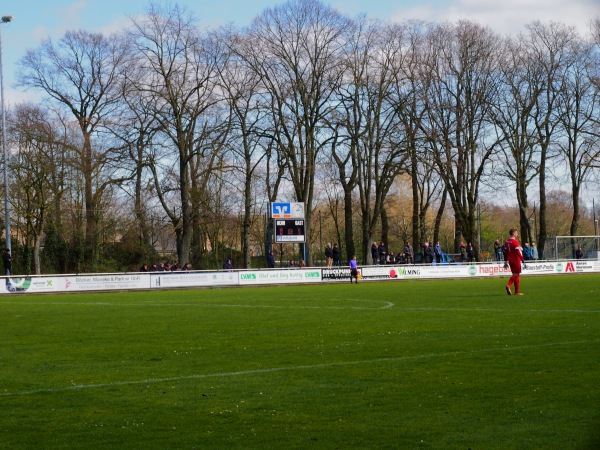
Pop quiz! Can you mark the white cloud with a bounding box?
[389,0,599,36]
[58,0,88,28]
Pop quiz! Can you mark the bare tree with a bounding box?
[126,4,224,265]
[218,28,271,268]
[491,34,545,245]
[17,30,132,270]
[389,21,443,249]
[556,36,600,236]
[422,21,502,258]
[337,19,408,263]
[525,22,580,255]
[240,0,350,265]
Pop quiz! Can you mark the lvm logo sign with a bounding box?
[304,271,320,279]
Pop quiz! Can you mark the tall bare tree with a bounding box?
[218,28,271,268]
[491,34,545,245]
[525,21,578,255]
[422,21,502,257]
[240,0,350,265]
[556,36,600,237]
[337,20,408,263]
[18,30,131,270]
[127,4,224,265]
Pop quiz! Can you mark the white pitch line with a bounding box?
[2,338,597,398]
[0,299,396,310]
[402,307,600,313]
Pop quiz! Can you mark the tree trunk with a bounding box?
[343,188,355,264]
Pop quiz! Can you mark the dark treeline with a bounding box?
[5,1,600,273]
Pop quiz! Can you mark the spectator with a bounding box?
[494,239,503,262]
[395,252,405,264]
[530,243,538,260]
[434,241,442,264]
[387,251,394,264]
[139,263,149,272]
[422,242,431,264]
[325,243,333,268]
[371,242,379,265]
[575,246,584,259]
[298,259,306,268]
[523,243,531,260]
[2,248,12,275]
[150,262,159,271]
[182,262,192,271]
[378,241,387,265]
[466,242,475,262]
[425,242,435,264]
[267,250,276,268]
[460,243,467,262]
[403,241,414,264]
[332,244,341,267]
[223,258,233,271]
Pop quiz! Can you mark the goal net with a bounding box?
[541,236,600,260]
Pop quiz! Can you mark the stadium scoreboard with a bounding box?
[274,219,305,242]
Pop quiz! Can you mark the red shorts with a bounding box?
[508,260,522,275]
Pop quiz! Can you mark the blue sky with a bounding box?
[1,0,598,104]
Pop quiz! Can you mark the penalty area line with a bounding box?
[1,338,598,398]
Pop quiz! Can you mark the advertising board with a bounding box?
[65,274,151,291]
[150,271,238,288]
[271,202,305,219]
[238,269,321,285]
[1,277,64,294]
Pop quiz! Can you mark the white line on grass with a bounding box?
[0,299,396,310]
[2,338,598,398]
[4,302,598,313]
[402,307,600,313]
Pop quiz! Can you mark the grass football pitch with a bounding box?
[1,274,599,449]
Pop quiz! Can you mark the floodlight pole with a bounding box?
[0,15,12,252]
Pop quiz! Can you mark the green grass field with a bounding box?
[1,274,599,449]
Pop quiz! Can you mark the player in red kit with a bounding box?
[503,228,526,295]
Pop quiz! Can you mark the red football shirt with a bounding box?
[504,237,524,263]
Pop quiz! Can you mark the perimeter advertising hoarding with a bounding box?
[238,269,321,285]
[1,277,64,294]
[150,271,238,288]
[359,265,471,280]
[65,274,150,291]
[1,260,598,294]
[321,267,352,281]
[0,274,152,294]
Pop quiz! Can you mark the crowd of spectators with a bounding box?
[370,241,419,265]
[138,261,192,272]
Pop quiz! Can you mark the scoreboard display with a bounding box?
[274,219,305,242]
